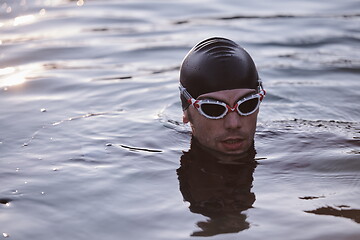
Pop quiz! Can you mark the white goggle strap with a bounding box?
[179,84,196,105]
[258,80,266,100]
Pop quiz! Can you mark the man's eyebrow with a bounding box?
[198,91,257,101]
[236,91,257,101]
[197,96,219,101]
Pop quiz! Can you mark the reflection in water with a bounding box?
[305,206,360,224]
[177,139,257,237]
[13,14,36,26]
[0,67,26,88]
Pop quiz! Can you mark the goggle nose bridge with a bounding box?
[226,104,238,112]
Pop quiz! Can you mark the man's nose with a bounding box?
[223,111,242,130]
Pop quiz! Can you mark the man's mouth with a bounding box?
[221,138,245,151]
[223,139,242,144]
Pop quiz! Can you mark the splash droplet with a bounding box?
[39,8,46,16]
[77,0,84,7]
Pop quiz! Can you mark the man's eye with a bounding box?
[238,98,259,113]
[201,104,226,117]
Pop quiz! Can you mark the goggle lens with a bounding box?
[238,98,259,115]
[201,103,226,117]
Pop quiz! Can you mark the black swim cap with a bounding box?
[180,37,259,110]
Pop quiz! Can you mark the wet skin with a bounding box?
[183,88,259,162]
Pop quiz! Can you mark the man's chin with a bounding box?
[205,145,252,162]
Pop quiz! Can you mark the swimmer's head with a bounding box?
[180,37,259,110]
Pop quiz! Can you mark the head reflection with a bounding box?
[177,138,257,237]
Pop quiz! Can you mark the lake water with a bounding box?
[0,0,359,239]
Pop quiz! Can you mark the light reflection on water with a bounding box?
[0,0,359,239]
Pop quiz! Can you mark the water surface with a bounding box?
[1,0,359,239]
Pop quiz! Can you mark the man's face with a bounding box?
[183,88,259,161]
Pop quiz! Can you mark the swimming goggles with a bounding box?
[179,81,266,120]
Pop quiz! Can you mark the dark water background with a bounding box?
[1,0,359,239]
